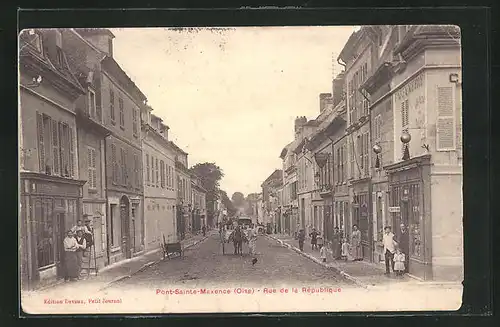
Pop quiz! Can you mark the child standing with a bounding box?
[341,237,350,261]
[317,234,324,249]
[320,243,328,263]
[394,248,406,276]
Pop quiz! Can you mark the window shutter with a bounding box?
[111,144,117,183]
[68,127,74,177]
[51,119,60,175]
[59,122,67,175]
[87,148,92,187]
[92,149,97,188]
[110,89,115,122]
[36,112,45,172]
[436,86,456,151]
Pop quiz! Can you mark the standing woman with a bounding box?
[75,230,87,278]
[248,225,258,255]
[351,224,363,261]
[332,227,342,259]
[63,230,78,281]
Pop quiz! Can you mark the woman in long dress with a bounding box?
[248,225,258,255]
[63,230,79,281]
[332,227,342,259]
[351,224,363,261]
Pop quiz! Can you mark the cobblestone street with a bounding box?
[110,233,352,290]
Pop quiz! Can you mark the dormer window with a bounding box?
[88,88,97,119]
[55,30,64,66]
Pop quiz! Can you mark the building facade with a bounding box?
[141,110,178,248]
[63,28,115,273]
[172,143,191,239]
[191,175,207,232]
[261,169,283,230]
[383,25,462,281]
[339,27,375,262]
[19,29,87,288]
[78,28,148,263]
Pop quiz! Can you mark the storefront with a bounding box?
[384,154,432,280]
[20,172,85,290]
[349,177,373,262]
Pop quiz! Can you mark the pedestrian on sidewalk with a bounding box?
[75,230,87,278]
[393,246,406,277]
[397,223,410,273]
[341,237,350,261]
[298,229,306,251]
[63,230,79,282]
[248,225,258,255]
[383,226,397,276]
[202,225,206,237]
[320,242,328,263]
[332,227,342,259]
[309,228,319,251]
[351,225,363,261]
[317,233,324,249]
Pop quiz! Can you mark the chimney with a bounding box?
[294,116,307,137]
[76,28,115,57]
[332,72,346,107]
[319,93,333,113]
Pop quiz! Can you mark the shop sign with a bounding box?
[388,206,400,213]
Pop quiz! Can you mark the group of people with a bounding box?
[223,224,259,256]
[296,223,409,277]
[63,219,94,282]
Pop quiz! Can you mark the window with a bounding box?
[436,86,456,151]
[363,133,369,175]
[110,89,116,124]
[35,198,55,268]
[88,89,97,119]
[56,47,64,67]
[145,154,150,185]
[160,160,165,188]
[132,109,138,137]
[119,98,124,128]
[87,147,97,189]
[111,144,117,183]
[109,204,116,246]
[51,119,60,175]
[155,158,159,188]
[350,139,355,179]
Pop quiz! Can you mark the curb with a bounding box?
[98,235,209,291]
[267,235,368,289]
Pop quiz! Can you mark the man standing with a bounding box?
[309,228,319,251]
[202,225,206,237]
[383,226,396,276]
[298,229,306,251]
[398,223,410,273]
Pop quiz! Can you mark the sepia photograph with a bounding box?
[18,25,464,314]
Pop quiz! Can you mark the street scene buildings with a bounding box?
[19,25,463,313]
[263,25,462,282]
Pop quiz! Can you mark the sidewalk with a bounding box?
[268,234,462,290]
[28,231,212,295]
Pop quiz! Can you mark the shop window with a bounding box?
[35,198,55,269]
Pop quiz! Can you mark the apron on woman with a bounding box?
[351,229,363,260]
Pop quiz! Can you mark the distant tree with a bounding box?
[231,192,245,208]
[220,190,237,216]
[189,163,224,225]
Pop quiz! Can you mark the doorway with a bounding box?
[55,212,65,279]
[120,196,131,259]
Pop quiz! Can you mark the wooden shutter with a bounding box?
[436,86,455,151]
[151,156,155,185]
[58,122,67,175]
[87,148,93,188]
[134,154,138,187]
[110,89,115,123]
[364,133,369,174]
[111,144,117,183]
[68,127,74,177]
[51,119,60,175]
[36,112,45,172]
[156,158,159,187]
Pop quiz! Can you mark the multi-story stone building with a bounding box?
[19,28,87,289]
[190,174,207,232]
[261,169,283,230]
[294,118,319,236]
[381,25,462,281]
[141,109,178,248]
[72,29,147,263]
[171,142,191,239]
[339,27,375,261]
[62,28,115,273]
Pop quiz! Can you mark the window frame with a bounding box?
[110,88,116,125]
[87,146,97,190]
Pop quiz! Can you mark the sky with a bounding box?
[110,26,357,197]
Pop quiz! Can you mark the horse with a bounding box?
[232,226,243,255]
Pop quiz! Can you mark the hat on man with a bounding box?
[67,230,74,235]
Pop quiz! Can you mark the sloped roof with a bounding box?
[101,56,147,103]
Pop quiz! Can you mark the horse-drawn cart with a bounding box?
[219,228,249,255]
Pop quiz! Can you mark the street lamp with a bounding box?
[400,131,411,160]
[372,143,382,168]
